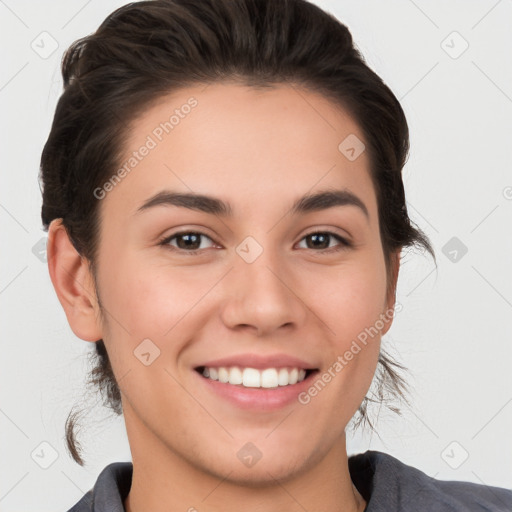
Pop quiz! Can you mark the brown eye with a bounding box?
[298,231,351,252]
[159,231,215,254]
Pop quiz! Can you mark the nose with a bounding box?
[219,245,307,337]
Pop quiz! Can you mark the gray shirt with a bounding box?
[66,450,512,511]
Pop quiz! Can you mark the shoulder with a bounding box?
[348,450,512,511]
[66,462,133,512]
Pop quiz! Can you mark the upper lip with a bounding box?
[196,353,319,370]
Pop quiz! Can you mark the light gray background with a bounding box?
[1,0,511,510]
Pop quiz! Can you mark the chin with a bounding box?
[216,458,311,488]
[194,442,320,488]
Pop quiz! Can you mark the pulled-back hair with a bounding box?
[40,0,436,466]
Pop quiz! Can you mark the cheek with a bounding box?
[306,256,388,342]
[298,268,385,429]
[94,255,207,406]
[95,252,231,382]
[98,251,207,336]
[303,255,386,391]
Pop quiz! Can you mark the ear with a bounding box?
[381,249,401,336]
[47,219,103,342]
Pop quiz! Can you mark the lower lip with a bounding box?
[195,370,318,411]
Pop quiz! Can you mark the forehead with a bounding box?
[100,82,377,223]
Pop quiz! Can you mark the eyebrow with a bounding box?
[135,188,369,220]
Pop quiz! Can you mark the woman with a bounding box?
[40,0,512,510]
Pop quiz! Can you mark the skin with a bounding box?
[48,82,400,512]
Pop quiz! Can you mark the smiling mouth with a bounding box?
[194,366,318,389]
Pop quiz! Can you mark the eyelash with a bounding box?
[157,230,352,256]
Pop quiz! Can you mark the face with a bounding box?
[88,82,398,483]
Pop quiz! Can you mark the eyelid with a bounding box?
[301,226,352,243]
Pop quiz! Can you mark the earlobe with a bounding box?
[47,219,103,342]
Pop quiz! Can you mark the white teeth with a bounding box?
[261,368,278,388]
[228,366,243,385]
[278,368,289,386]
[218,367,229,383]
[243,368,261,387]
[201,366,309,388]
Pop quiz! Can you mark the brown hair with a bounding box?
[40,0,436,466]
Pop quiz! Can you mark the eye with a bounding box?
[297,231,352,253]
[158,231,216,255]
